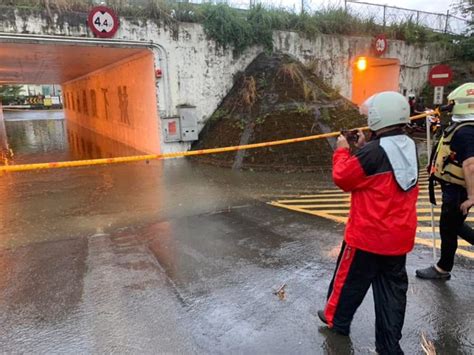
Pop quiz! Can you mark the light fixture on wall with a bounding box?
[356,57,367,72]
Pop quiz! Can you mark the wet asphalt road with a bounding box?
[0,112,473,354]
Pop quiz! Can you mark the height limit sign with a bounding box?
[88,6,119,38]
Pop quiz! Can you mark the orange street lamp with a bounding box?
[356,57,367,71]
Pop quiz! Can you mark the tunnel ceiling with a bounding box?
[0,42,149,84]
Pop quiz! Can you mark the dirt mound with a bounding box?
[192,53,365,171]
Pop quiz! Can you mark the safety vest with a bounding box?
[431,121,474,187]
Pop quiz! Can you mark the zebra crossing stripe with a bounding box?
[269,182,473,259]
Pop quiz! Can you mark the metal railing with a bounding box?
[343,0,469,35]
[171,0,469,35]
[173,0,470,35]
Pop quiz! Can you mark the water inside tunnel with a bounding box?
[0,40,162,160]
[3,110,145,164]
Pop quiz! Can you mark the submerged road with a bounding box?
[0,112,472,353]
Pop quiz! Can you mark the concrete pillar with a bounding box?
[0,103,8,154]
[0,102,12,165]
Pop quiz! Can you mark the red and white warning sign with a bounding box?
[428,64,453,87]
[88,6,119,38]
[373,34,388,56]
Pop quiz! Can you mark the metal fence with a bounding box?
[343,1,468,35]
[100,0,470,35]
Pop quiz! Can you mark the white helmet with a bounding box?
[448,82,474,122]
[360,91,410,131]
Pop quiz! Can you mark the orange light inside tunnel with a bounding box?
[352,57,400,106]
[356,57,367,71]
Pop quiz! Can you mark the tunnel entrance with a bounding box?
[351,57,400,105]
[0,40,161,163]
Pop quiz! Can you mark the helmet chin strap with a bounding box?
[369,125,405,141]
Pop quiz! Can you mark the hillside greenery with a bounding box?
[2,0,468,57]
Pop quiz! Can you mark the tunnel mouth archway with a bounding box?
[351,56,400,105]
[0,38,161,164]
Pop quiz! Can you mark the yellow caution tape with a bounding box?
[0,110,438,173]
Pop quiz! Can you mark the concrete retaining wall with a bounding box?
[1,10,450,152]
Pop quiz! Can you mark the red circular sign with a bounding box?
[428,64,453,87]
[373,34,388,56]
[88,6,119,38]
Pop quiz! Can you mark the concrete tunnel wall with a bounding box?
[61,51,160,154]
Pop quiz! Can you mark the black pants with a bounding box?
[438,186,474,271]
[324,242,407,355]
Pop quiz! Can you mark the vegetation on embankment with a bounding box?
[2,1,465,56]
[192,53,365,171]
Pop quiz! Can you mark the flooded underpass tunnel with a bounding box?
[0,43,473,354]
[0,40,161,163]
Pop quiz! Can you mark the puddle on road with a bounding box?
[0,110,333,250]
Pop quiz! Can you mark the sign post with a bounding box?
[427,64,453,261]
[425,115,437,261]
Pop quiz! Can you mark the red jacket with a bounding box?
[332,134,419,255]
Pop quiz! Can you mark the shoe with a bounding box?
[416,265,451,280]
[317,310,349,336]
[318,310,328,325]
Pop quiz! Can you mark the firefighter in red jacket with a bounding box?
[318,91,419,355]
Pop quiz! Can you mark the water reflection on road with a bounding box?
[0,110,332,250]
[0,110,472,354]
[4,110,142,164]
